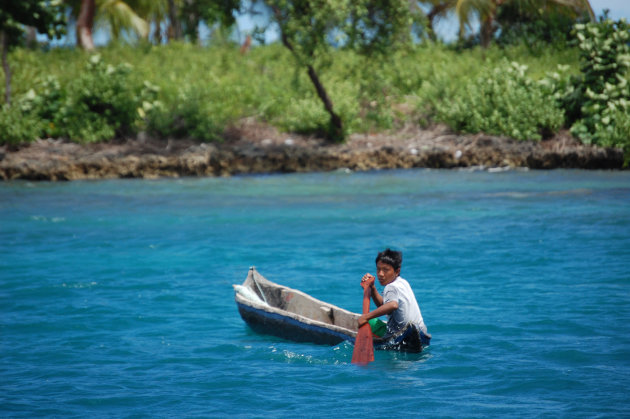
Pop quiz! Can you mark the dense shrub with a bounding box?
[2,76,65,143]
[0,103,43,145]
[145,84,231,142]
[537,17,630,163]
[569,18,630,152]
[61,55,146,142]
[434,61,564,141]
[2,54,149,144]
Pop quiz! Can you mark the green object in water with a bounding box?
[368,318,387,337]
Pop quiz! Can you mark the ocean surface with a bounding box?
[1,169,629,418]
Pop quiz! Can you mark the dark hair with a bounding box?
[375,248,402,271]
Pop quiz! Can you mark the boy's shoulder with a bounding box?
[388,277,413,291]
[384,276,404,290]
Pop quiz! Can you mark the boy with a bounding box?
[358,249,428,337]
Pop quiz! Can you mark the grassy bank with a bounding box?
[5,42,577,137]
[2,25,629,163]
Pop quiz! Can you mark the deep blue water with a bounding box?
[1,169,629,418]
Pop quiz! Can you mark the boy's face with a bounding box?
[376,261,400,286]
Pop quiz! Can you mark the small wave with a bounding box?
[61,281,98,289]
[268,345,320,364]
[30,215,66,223]
[483,188,592,199]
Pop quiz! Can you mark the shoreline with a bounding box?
[0,124,625,181]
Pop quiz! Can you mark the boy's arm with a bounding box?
[370,284,384,307]
[358,300,398,327]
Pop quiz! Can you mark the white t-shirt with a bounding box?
[383,276,427,334]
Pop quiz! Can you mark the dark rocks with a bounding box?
[0,127,625,181]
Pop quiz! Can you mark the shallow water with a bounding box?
[1,169,629,417]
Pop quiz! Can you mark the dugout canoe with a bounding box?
[233,267,430,353]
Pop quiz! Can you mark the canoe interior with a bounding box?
[237,267,359,335]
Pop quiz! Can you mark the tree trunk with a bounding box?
[77,0,96,50]
[240,35,252,54]
[1,30,11,106]
[426,17,437,42]
[26,27,37,48]
[276,24,343,141]
[306,64,343,141]
[153,20,162,44]
[480,15,494,48]
[167,0,182,41]
[480,0,503,48]
[184,0,199,43]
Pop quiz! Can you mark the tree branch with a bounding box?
[1,31,11,105]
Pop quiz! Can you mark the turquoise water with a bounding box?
[1,169,629,417]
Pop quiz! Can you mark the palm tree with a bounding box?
[452,0,595,47]
[70,0,237,48]
[75,0,96,49]
[70,0,150,50]
[167,0,183,40]
[99,0,150,42]
[419,0,457,41]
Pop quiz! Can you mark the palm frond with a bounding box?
[550,0,595,20]
[97,0,149,39]
[456,0,495,36]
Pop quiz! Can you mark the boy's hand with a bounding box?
[361,273,375,288]
[358,314,369,327]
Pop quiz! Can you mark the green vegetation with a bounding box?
[0,16,628,163]
[262,0,419,141]
[10,54,150,143]
[0,41,570,143]
[434,61,565,141]
[441,0,594,49]
[0,0,65,105]
[569,17,630,150]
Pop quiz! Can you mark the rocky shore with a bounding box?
[0,123,625,181]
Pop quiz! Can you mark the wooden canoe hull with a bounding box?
[234,267,430,353]
[236,301,351,346]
